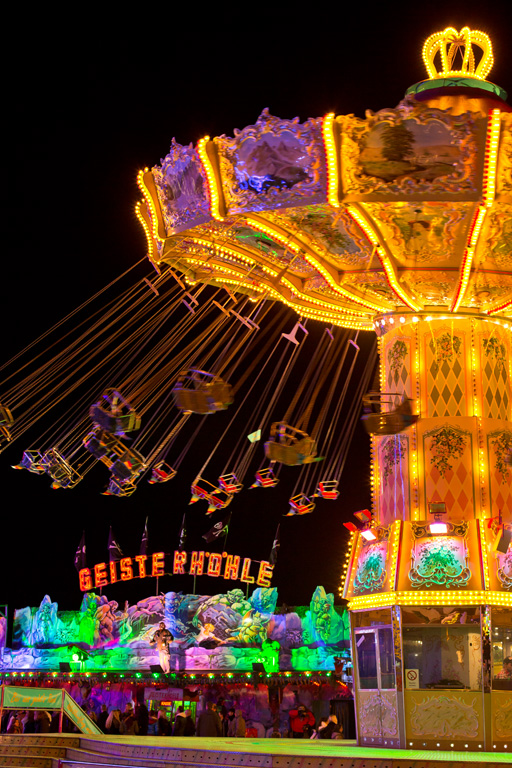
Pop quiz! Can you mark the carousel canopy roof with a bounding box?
[138,27,512,332]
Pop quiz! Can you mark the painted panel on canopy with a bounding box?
[364,201,470,268]
[215,110,325,215]
[496,113,512,200]
[230,224,313,275]
[401,269,456,307]
[345,271,397,306]
[270,205,371,269]
[338,104,482,200]
[152,140,211,235]
[476,204,512,272]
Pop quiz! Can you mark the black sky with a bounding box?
[3,2,512,617]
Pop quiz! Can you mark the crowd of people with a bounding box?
[0,699,342,739]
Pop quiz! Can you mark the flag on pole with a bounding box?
[74,531,86,572]
[269,524,280,565]
[203,513,231,544]
[108,526,124,562]
[178,514,187,551]
[140,517,149,556]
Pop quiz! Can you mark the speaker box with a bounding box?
[150,664,164,673]
[59,662,71,672]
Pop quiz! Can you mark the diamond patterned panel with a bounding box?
[423,427,474,517]
[425,330,467,417]
[379,435,409,524]
[487,432,512,515]
[386,337,411,397]
[481,329,510,420]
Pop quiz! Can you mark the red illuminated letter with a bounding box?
[240,558,255,583]
[173,550,187,574]
[256,560,274,587]
[152,552,165,577]
[94,562,108,588]
[120,557,133,581]
[189,551,205,576]
[223,555,240,580]
[79,568,92,591]
[135,555,148,578]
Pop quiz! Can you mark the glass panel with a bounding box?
[491,608,512,690]
[355,631,378,689]
[403,626,482,690]
[378,628,396,689]
[353,609,392,627]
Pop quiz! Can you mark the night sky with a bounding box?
[3,3,512,621]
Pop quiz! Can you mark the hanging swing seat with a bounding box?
[315,480,339,500]
[40,448,83,489]
[12,449,46,474]
[218,473,243,493]
[0,404,14,426]
[110,449,146,483]
[190,476,233,512]
[172,369,233,414]
[251,466,279,488]
[361,392,418,435]
[148,462,177,484]
[264,422,318,466]
[285,493,315,516]
[102,478,138,497]
[83,428,118,459]
[0,425,12,446]
[90,390,141,435]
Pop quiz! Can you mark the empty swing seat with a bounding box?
[148,462,177,484]
[102,479,137,497]
[12,449,46,474]
[110,448,146,483]
[90,390,141,435]
[41,448,83,489]
[172,369,233,414]
[264,422,318,466]
[83,428,117,459]
[361,392,418,436]
[0,404,14,426]
[218,473,243,493]
[286,494,315,516]
[251,467,279,488]
[316,480,339,500]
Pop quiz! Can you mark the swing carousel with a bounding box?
[1,25,512,752]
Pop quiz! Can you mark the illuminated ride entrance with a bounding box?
[134,27,512,752]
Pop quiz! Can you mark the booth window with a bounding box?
[403,624,482,690]
[491,607,512,690]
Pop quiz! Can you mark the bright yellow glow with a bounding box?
[245,215,385,313]
[322,112,339,208]
[348,207,421,311]
[349,590,512,610]
[135,201,156,264]
[390,520,402,591]
[422,27,494,81]
[478,519,490,589]
[136,169,164,244]
[483,109,501,206]
[197,137,224,221]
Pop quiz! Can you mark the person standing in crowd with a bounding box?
[149,622,174,674]
[120,703,139,735]
[136,702,149,735]
[173,706,186,736]
[226,708,235,736]
[157,709,170,736]
[289,704,315,738]
[197,701,222,736]
[97,705,108,733]
[105,708,122,734]
[233,709,246,737]
[183,709,196,736]
[23,711,36,734]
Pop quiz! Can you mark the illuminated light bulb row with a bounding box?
[197,137,224,221]
[136,169,164,244]
[349,589,512,610]
[477,415,487,517]
[282,278,367,319]
[246,215,383,313]
[478,519,490,590]
[216,276,369,330]
[482,109,501,206]
[322,112,340,209]
[339,530,357,596]
[134,201,156,263]
[451,246,475,313]
[422,28,494,81]
[471,321,479,417]
[411,323,420,520]
[390,521,402,589]
[370,435,378,520]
